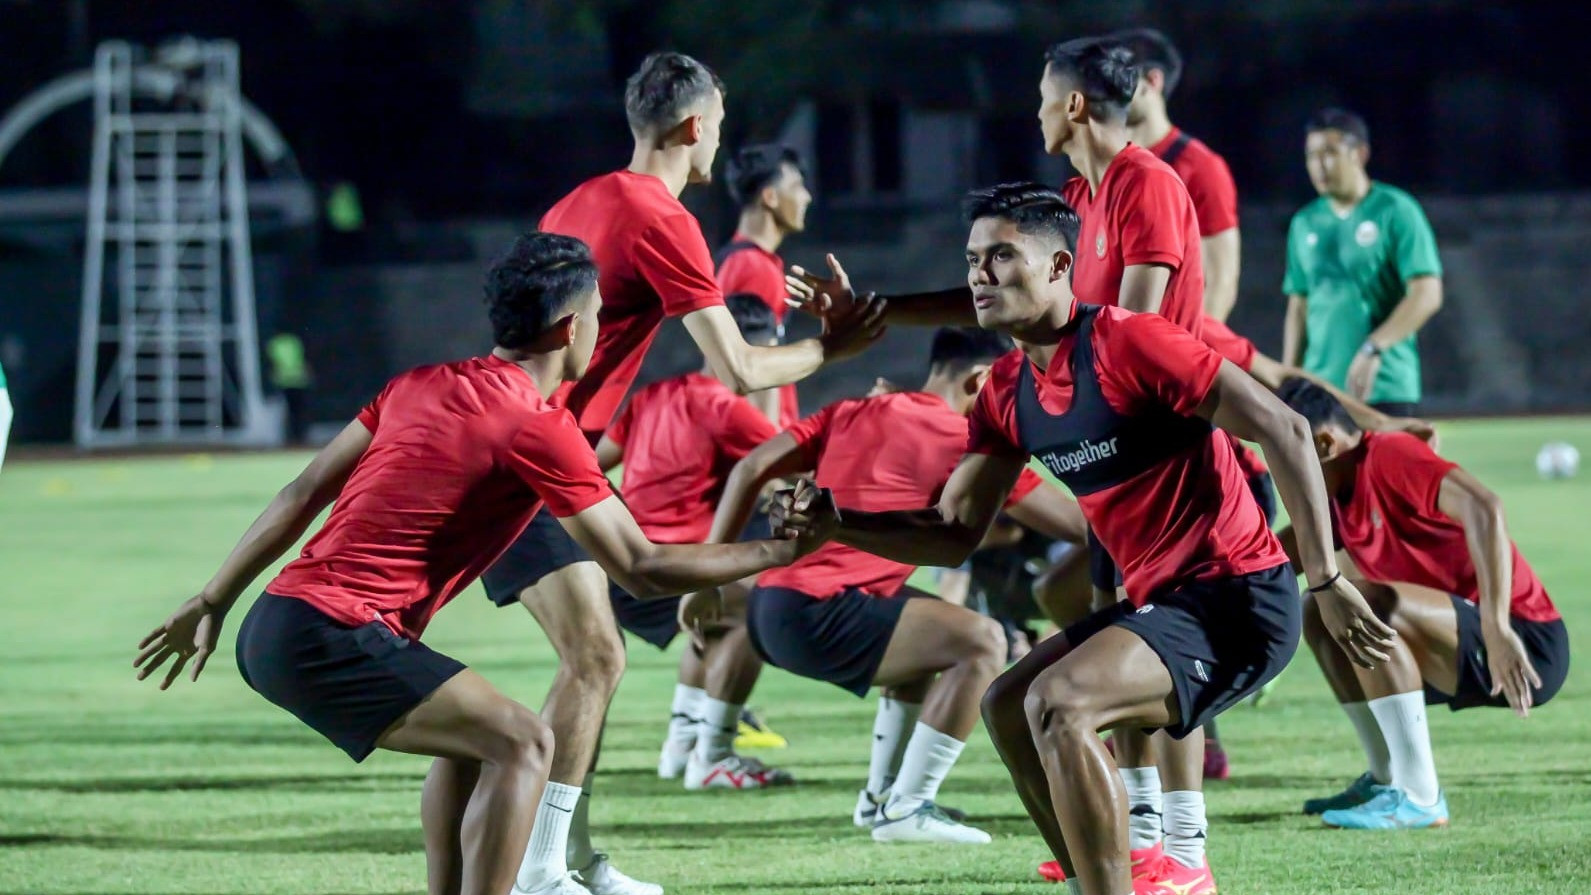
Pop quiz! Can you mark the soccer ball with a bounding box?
[1535,442,1580,480]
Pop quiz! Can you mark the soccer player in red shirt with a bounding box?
[133,233,838,895]
[593,295,792,791]
[712,327,1085,845]
[773,183,1393,895]
[715,143,813,429]
[480,53,881,895]
[1276,380,1568,831]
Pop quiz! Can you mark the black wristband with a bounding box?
[1307,572,1342,593]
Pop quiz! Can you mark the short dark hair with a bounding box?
[725,292,779,342]
[725,143,805,207]
[1106,28,1183,97]
[624,51,725,135]
[1306,107,1371,146]
[962,181,1082,253]
[1043,37,1139,122]
[929,327,1013,375]
[1276,378,1360,434]
[484,233,598,350]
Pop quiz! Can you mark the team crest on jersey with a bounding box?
[1306,232,1319,247]
[1355,220,1380,247]
[1095,232,1106,257]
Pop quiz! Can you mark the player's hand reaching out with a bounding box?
[1345,349,1382,401]
[135,595,225,689]
[769,479,841,555]
[1482,623,1542,718]
[818,290,888,361]
[679,589,725,651]
[1313,576,1398,668]
[786,253,857,316]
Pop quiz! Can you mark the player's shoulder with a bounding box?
[1121,144,1182,183]
[1365,429,1443,465]
[1367,182,1430,219]
[1289,196,1331,227]
[983,348,1028,394]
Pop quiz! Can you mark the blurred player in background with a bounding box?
[0,358,11,473]
[1279,380,1568,830]
[1283,108,1443,415]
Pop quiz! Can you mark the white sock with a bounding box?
[1118,766,1163,852]
[667,684,705,755]
[1367,691,1441,806]
[1162,790,1207,869]
[694,697,741,762]
[516,781,579,890]
[1342,700,1393,784]
[867,696,921,795]
[885,722,965,816]
[565,773,596,872]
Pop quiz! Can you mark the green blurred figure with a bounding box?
[0,359,11,472]
[266,333,313,445]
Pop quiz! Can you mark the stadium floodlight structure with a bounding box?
[75,39,271,448]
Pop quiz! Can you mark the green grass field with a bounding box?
[1,417,1588,894]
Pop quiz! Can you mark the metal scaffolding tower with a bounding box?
[75,39,270,448]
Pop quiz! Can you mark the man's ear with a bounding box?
[550,313,578,348]
[1356,143,1371,167]
[1143,68,1166,94]
[680,113,704,146]
[1050,248,1074,283]
[1068,89,1089,123]
[1315,429,1340,462]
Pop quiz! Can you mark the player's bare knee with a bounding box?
[567,629,627,692]
[981,671,1029,742]
[968,617,1007,672]
[1022,672,1091,740]
[478,701,553,770]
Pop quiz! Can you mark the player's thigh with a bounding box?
[872,596,1003,688]
[517,560,620,655]
[378,668,551,765]
[1380,581,1463,690]
[1026,624,1179,732]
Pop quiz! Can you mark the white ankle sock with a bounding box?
[516,781,579,890]
[694,697,741,762]
[1118,766,1163,851]
[1162,790,1207,869]
[885,722,964,815]
[1342,700,1393,784]
[565,773,596,871]
[1368,691,1440,806]
[867,696,921,795]
[667,684,706,754]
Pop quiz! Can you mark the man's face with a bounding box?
[687,89,726,184]
[1037,65,1077,156]
[766,162,813,233]
[965,217,1070,330]
[1305,129,1367,198]
[564,286,603,380]
[1312,422,1357,464]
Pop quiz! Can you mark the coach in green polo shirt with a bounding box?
[1282,108,1443,416]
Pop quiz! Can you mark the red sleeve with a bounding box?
[504,410,615,517]
[1185,152,1239,237]
[783,403,837,468]
[713,394,780,461]
[1118,168,1189,269]
[355,377,399,431]
[1096,311,1224,416]
[1001,466,1044,509]
[1371,433,1458,518]
[606,396,635,447]
[634,213,724,317]
[1197,315,1256,371]
[967,366,1027,459]
[716,249,787,319]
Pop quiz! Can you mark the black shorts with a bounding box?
[746,585,913,697]
[1064,563,1301,739]
[608,512,779,650]
[482,505,591,607]
[236,593,466,761]
[1424,595,1570,711]
[1369,401,1419,418]
[1248,471,1277,527]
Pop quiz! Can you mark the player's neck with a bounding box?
[1326,175,1372,215]
[735,208,786,253]
[1071,126,1131,192]
[1009,299,1078,371]
[919,376,969,415]
[493,347,567,400]
[627,143,693,198]
[1128,110,1174,149]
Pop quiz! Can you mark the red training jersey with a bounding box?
[541,170,724,436]
[268,356,613,639]
[609,372,779,544]
[968,307,1284,602]
[1148,127,1239,238]
[759,392,1044,599]
[1062,144,1205,339]
[715,234,799,429]
[1333,431,1559,622]
[1197,315,1269,478]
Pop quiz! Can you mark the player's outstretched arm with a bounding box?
[594,435,624,474]
[1197,362,1396,667]
[1249,353,1438,446]
[1118,263,1173,315]
[1436,467,1540,716]
[709,431,813,546]
[811,451,1027,568]
[682,295,886,395]
[1003,482,1087,544]
[786,253,977,327]
[135,420,374,689]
